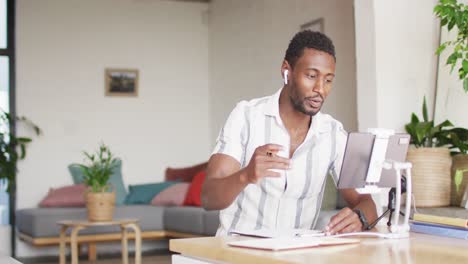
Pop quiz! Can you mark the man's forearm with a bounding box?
[201,168,249,210]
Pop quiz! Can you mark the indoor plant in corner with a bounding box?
[443,129,468,207]
[78,144,118,222]
[0,110,41,256]
[404,97,467,207]
[433,0,468,207]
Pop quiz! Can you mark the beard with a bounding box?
[289,92,323,116]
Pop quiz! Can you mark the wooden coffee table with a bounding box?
[57,219,141,264]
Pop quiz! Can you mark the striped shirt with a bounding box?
[212,88,347,236]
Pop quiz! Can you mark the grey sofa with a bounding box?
[16,204,337,243]
[16,205,219,239]
[16,162,342,259]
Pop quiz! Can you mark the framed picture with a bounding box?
[300,18,324,33]
[105,68,139,97]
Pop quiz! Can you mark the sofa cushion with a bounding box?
[151,183,190,206]
[164,206,219,236]
[16,205,165,237]
[68,159,127,205]
[183,171,206,207]
[39,184,86,208]
[165,162,208,182]
[203,210,220,236]
[125,182,178,205]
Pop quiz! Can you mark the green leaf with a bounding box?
[448,19,456,31]
[454,170,464,193]
[441,17,448,27]
[16,137,32,143]
[19,144,26,159]
[411,113,420,124]
[422,96,428,122]
[436,43,447,55]
[446,52,458,67]
[415,122,433,147]
[464,78,468,93]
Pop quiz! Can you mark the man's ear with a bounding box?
[281,60,291,85]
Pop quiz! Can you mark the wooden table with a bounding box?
[170,231,468,264]
[57,219,142,264]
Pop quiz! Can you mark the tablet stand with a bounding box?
[361,128,413,239]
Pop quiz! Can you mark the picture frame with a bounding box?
[300,18,324,33]
[105,68,139,97]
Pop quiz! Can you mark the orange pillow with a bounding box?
[183,170,206,206]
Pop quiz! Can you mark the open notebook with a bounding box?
[227,237,360,251]
[228,228,324,238]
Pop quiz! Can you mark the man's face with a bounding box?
[286,48,336,116]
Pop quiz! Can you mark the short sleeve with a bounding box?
[329,122,348,186]
[211,102,248,163]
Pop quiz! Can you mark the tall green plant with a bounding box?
[79,144,118,193]
[405,96,468,153]
[434,0,468,92]
[0,111,41,193]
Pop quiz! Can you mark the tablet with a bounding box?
[337,132,410,189]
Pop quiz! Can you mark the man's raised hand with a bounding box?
[240,144,290,184]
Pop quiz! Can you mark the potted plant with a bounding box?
[433,0,468,206]
[78,144,118,222]
[445,132,468,206]
[0,110,41,256]
[404,97,465,207]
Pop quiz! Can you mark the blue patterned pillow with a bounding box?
[124,182,179,205]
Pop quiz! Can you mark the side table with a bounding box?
[57,219,142,264]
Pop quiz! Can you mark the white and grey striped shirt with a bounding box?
[212,88,347,236]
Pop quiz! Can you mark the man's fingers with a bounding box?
[327,208,353,228]
[258,144,285,156]
[340,223,361,234]
[326,208,355,234]
[263,143,285,151]
[266,155,290,165]
[263,159,290,170]
[328,216,355,235]
[263,170,281,178]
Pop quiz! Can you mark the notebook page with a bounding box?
[229,228,324,238]
[227,237,359,251]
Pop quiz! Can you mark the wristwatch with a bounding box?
[353,209,370,230]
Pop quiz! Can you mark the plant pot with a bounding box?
[86,191,115,222]
[451,154,468,206]
[406,147,452,207]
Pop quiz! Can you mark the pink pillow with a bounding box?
[151,183,190,206]
[39,184,87,207]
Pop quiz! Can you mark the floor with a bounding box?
[18,253,172,264]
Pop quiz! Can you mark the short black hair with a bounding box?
[284,30,336,68]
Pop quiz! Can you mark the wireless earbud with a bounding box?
[283,70,288,85]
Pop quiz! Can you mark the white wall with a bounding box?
[355,0,440,132]
[16,0,210,257]
[354,0,377,131]
[209,0,358,138]
[354,0,441,215]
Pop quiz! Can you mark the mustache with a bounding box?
[304,94,324,101]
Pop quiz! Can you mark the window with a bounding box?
[0,0,14,227]
[0,0,6,49]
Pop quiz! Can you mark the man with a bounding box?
[201,30,377,236]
